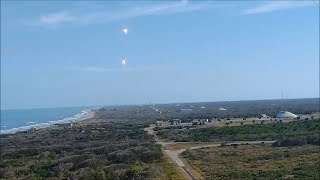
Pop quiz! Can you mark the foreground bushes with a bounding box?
[0,123,164,179]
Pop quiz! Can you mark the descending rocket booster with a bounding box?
[121,57,126,65]
[122,26,128,35]
[121,26,128,65]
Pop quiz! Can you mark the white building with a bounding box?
[276,111,297,118]
[171,119,192,127]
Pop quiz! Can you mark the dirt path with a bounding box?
[143,125,276,180]
[144,125,195,179]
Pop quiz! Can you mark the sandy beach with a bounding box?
[1,109,97,135]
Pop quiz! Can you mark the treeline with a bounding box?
[95,98,319,124]
[156,119,320,142]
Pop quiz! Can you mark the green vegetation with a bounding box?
[0,156,26,168]
[0,123,167,179]
[181,144,320,179]
[1,100,318,179]
[157,119,320,142]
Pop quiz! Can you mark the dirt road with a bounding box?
[143,125,275,180]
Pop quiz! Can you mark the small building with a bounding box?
[156,120,170,127]
[156,119,193,127]
[180,122,193,127]
[260,114,269,119]
[171,119,192,127]
[171,119,181,125]
[191,119,210,125]
[218,108,227,111]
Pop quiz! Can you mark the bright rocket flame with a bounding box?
[122,27,128,35]
[121,58,126,65]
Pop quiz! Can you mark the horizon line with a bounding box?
[2,97,319,111]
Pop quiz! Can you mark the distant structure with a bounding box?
[276,111,297,118]
[156,121,167,127]
[171,119,192,127]
[191,119,210,125]
[200,106,206,109]
[276,91,297,119]
[172,119,181,125]
[218,108,227,111]
[156,119,192,127]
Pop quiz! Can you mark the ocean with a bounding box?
[0,106,96,134]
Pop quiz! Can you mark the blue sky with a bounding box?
[1,1,319,109]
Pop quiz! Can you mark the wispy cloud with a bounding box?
[242,1,313,15]
[39,12,76,25]
[25,1,214,28]
[77,66,181,73]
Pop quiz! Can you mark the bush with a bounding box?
[140,150,162,163]
[272,139,306,147]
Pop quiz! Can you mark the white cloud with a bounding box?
[26,1,214,28]
[242,1,313,15]
[40,12,76,25]
[24,11,76,27]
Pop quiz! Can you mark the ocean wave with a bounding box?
[0,109,95,134]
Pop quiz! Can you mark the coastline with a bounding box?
[0,108,97,135]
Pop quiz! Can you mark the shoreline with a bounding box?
[0,109,97,135]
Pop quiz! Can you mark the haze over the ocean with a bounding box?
[1,1,319,109]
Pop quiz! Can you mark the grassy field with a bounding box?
[181,144,320,179]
